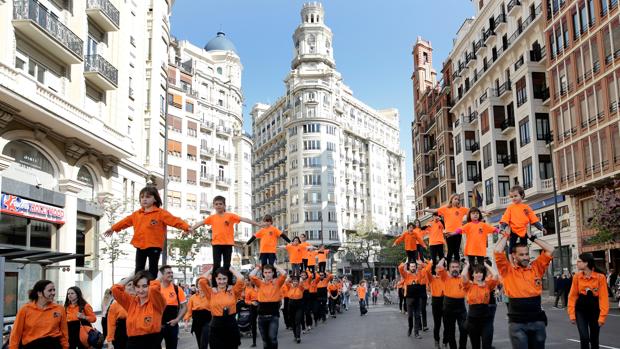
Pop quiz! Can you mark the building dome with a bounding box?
[204,32,237,52]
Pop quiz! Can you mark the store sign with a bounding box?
[1,193,65,224]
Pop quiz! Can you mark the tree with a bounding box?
[168,231,203,284]
[97,197,131,283]
[587,181,620,244]
[343,220,383,274]
[377,237,407,266]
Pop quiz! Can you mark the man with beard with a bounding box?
[436,258,467,349]
[494,229,554,349]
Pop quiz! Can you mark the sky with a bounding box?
[170,1,475,183]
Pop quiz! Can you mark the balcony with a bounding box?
[216,126,232,136]
[497,81,512,97]
[200,146,215,157]
[499,196,511,207]
[479,90,488,104]
[471,175,482,184]
[514,56,525,72]
[530,46,547,62]
[200,174,214,185]
[201,121,215,131]
[216,151,231,161]
[534,86,550,103]
[466,52,477,67]
[86,0,120,32]
[13,0,83,64]
[84,54,118,90]
[216,177,231,187]
[468,111,478,123]
[507,0,521,15]
[483,27,496,44]
[500,117,515,132]
[470,142,480,154]
[540,178,554,192]
[473,39,485,53]
[424,179,439,194]
[498,153,517,169]
[495,13,507,30]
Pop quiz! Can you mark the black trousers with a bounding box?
[288,299,304,339]
[467,316,493,349]
[468,256,485,266]
[406,250,418,263]
[318,262,326,273]
[420,292,428,328]
[282,298,291,328]
[127,333,161,349]
[430,244,445,265]
[576,309,600,349]
[301,258,308,271]
[303,293,315,328]
[406,297,422,333]
[21,337,62,349]
[67,320,88,349]
[317,296,327,321]
[446,235,462,264]
[398,288,405,311]
[417,245,426,261]
[135,247,161,279]
[432,297,446,343]
[212,245,232,284]
[509,233,528,251]
[249,304,258,345]
[444,307,468,349]
[160,323,179,349]
[328,296,339,316]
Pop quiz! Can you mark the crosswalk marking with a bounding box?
[567,339,619,349]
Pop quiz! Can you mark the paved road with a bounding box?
[177,298,620,349]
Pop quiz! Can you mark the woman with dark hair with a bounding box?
[9,280,68,349]
[249,264,287,349]
[106,282,133,349]
[65,286,97,349]
[104,186,192,278]
[455,207,499,266]
[199,267,244,349]
[112,270,167,349]
[282,236,303,276]
[184,280,211,349]
[568,253,609,349]
[461,261,498,349]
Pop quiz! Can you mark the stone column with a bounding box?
[0,154,12,194]
[57,179,85,299]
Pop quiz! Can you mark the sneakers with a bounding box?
[407,327,412,337]
[414,332,422,339]
[434,341,441,349]
[423,327,429,332]
[296,337,301,344]
[250,344,256,348]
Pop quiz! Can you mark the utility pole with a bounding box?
[546,132,564,274]
[162,78,170,265]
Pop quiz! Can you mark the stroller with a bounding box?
[383,290,393,305]
[236,301,252,337]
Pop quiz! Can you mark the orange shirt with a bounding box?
[398,263,428,297]
[461,221,497,257]
[427,220,446,246]
[438,270,466,298]
[183,294,210,321]
[462,279,499,305]
[317,274,334,288]
[65,303,97,323]
[500,203,539,238]
[299,242,311,259]
[255,226,283,253]
[111,280,167,337]
[426,273,445,297]
[285,244,303,264]
[9,302,69,349]
[111,207,190,249]
[307,273,320,293]
[494,251,552,298]
[198,277,244,316]
[328,284,340,296]
[306,250,317,266]
[394,230,424,251]
[250,274,287,302]
[567,271,609,324]
[244,286,258,304]
[160,282,187,307]
[281,283,290,298]
[414,228,428,248]
[317,250,329,263]
[357,285,367,300]
[106,301,128,342]
[203,212,241,245]
[437,206,469,232]
[286,283,305,300]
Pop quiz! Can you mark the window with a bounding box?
[186,193,197,209]
[187,121,197,137]
[303,140,321,150]
[167,93,182,108]
[167,191,181,208]
[289,143,298,153]
[201,160,208,177]
[485,179,494,205]
[303,123,321,133]
[329,230,338,240]
[572,12,580,39]
[328,211,337,222]
[289,126,298,136]
[539,155,553,180]
[481,110,490,135]
[303,156,321,168]
[455,134,462,154]
[522,157,533,189]
[304,174,321,185]
[326,142,336,151]
[535,113,551,140]
[186,101,194,113]
[304,192,322,204]
[464,131,477,150]
[167,140,181,157]
[483,143,492,168]
[187,169,197,185]
[77,166,95,200]
[588,0,595,26]
[326,125,336,135]
[466,161,479,181]
[519,116,531,146]
[539,210,556,236]
[168,165,181,182]
[3,272,18,317]
[166,115,182,133]
[218,165,224,180]
[516,78,527,107]
[457,163,463,184]
[498,176,510,197]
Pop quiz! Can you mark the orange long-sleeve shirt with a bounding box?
[307,250,318,266]
[9,302,69,349]
[317,273,334,288]
[427,220,446,246]
[394,230,425,251]
[281,283,290,299]
[422,263,445,297]
[437,206,469,232]
[357,285,367,300]
[306,273,320,293]
[500,203,540,238]
[567,271,609,324]
[299,242,311,260]
[398,263,428,297]
[65,303,97,323]
[106,301,127,343]
[250,274,287,302]
[244,286,258,304]
[494,251,552,298]
[203,212,242,245]
[254,226,283,253]
[462,279,499,305]
[183,294,211,321]
[198,277,244,316]
[111,207,190,249]
[317,250,329,263]
[285,244,303,264]
[111,280,167,337]
[461,221,497,257]
[286,283,305,300]
[438,270,466,299]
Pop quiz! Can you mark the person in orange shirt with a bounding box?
[158,265,187,349]
[64,286,96,349]
[245,214,291,266]
[112,270,167,349]
[436,258,468,349]
[104,187,191,279]
[285,275,305,343]
[315,271,334,323]
[192,195,265,285]
[461,260,498,349]
[249,264,287,349]
[411,220,429,262]
[9,280,69,349]
[306,249,318,273]
[423,261,447,348]
[455,207,499,266]
[357,280,368,316]
[499,185,547,252]
[425,194,469,264]
[568,253,609,349]
[425,215,446,268]
[393,222,427,263]
[316,245,331,273]
[395,277,406,313]
[327,278,341,318]
[494,226,554,349]
[300,271,318,331]
[243,278,259,348]
[198,266,245,348]
[281,236,303,275]
[106,282,133,349]
[281,281,292,331]
[183,281,210,349]
[398,260,428,339]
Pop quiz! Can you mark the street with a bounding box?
[177,297,620,349]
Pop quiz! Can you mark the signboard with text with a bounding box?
[1,193,65,224]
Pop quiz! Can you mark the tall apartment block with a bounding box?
[544,0,620,269]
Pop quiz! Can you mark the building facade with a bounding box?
[445,0,576,271]
[165,36,253,272]
[411,38,457,222]
[544,0,620,271]
[251,3,406,258]
[0,0,173,316]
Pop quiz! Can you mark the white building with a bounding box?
[0,0,173,316]
[166,36,253,276]
[251,2,406,256]
[404,181,416,223]
[448,0,575,269]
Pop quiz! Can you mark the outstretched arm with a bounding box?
[240,217,267,227]
[461,261,470,283]
[423,207,439,214]
[494,231,509,254]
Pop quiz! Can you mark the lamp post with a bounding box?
[546,131,564,274]
[162,78,170,265]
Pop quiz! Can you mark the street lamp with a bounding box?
[545,131,564,274]
[162,77,170,265]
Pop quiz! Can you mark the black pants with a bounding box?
[576,309,600,349]
[468,256,485,266]
[21,337,62,349]
[260,253,277,266]
[67,320,88,349]
[317,296,327,322]
[444,308,468,349]
[406,250,418,263]
[127,333,161,349]
[282,298,291,328]
[328,296,339,316]
[257,314,279,349]
[430,244,445,265]
[113,318,128,349]
[288,299,304,340]
[249,304,258,345]
[420,292,428,328]
[307,265,315,273]
[508,233,528,252]
[303,294,315,328]
[318,262,326,273]
[406,297,422,333]
[160,323,179,349]
[432,297,446,343]
[446,235,461,264]
[467,316,493,349]
[301,258,308,271]
[212,245,232,284]
[135,247,161,278]
[191,310,211,349]
[398,288,405,311]
[417,245,426,261]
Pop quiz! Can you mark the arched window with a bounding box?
[77,166,95,200]
[216,67,223,75]
[2,140,56,188]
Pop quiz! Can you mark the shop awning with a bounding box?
[0,247,89,266]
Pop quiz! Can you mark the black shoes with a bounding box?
[408,327,412,337]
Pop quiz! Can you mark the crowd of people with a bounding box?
[6,185,616,349]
